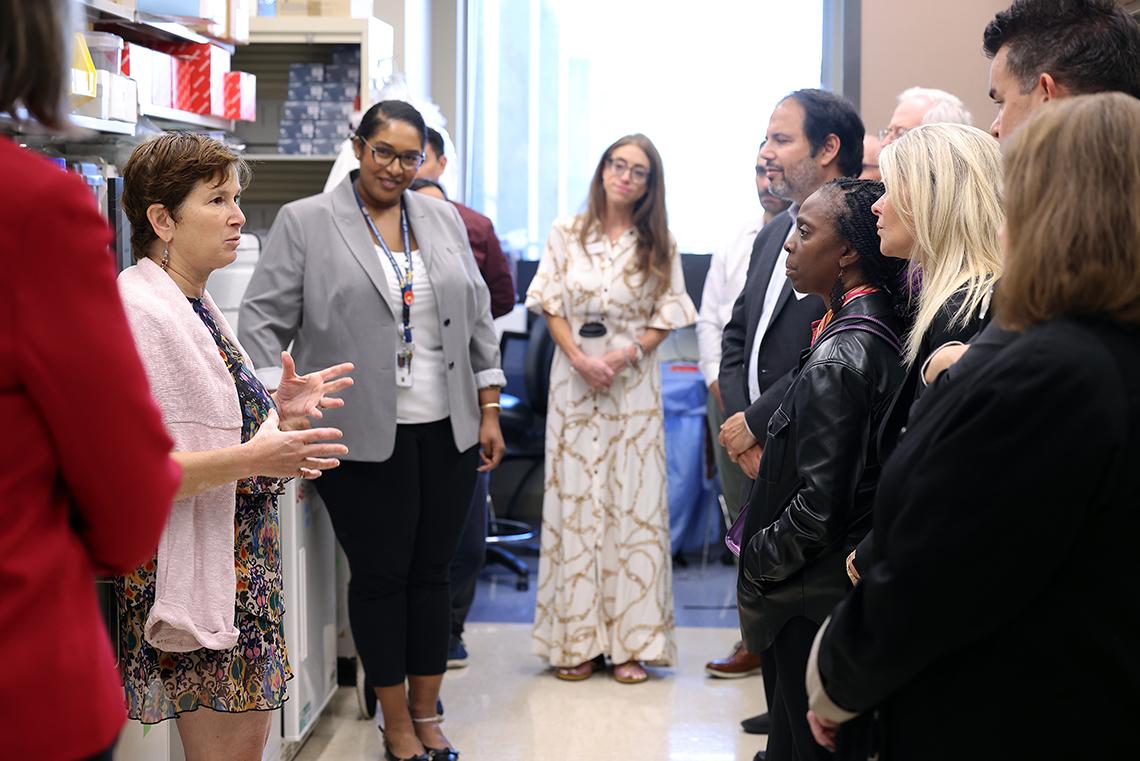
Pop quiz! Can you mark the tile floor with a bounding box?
[293,623,768,761]
[291,554,767,761]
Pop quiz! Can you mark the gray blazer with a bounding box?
[238,172,506,462]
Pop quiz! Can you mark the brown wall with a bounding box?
[859,0,1009,135]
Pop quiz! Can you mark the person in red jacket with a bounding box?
[413,127,516,318]
[0,2,181,759]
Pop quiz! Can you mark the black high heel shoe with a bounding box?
[413,714,460,761]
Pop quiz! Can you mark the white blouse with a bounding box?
[376,246,449,424]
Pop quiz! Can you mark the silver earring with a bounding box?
[160,245,170,271]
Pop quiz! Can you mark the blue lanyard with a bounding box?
[353,186,413,345]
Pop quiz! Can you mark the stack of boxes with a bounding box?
[278,46,360,155]
[118,38,257,121]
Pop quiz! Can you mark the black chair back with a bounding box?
[524,316,556,417]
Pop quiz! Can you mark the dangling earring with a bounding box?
[160,244,170,271]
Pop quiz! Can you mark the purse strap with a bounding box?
[815,314,903,356]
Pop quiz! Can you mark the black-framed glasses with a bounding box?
[358,135,425,171]
[605,157,651,185]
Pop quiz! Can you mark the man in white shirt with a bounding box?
[698,151,790,528]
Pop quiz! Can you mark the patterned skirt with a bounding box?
[115,493,292,723]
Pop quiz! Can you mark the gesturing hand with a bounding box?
[274,351,354,429]
[247,409,349,479]
[572,354,615,390]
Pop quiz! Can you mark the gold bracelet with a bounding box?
[480,402,502,410]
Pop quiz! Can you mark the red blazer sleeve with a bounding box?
[455,202,516,318]
[16,175,179,575]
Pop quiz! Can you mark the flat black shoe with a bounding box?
[426,749,459,761]
[741,712,771,735]
[383,745,430,761]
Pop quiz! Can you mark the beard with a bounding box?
[770,157,824,204]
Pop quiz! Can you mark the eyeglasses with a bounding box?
[358,136,424,171]
[606,157,651,185]
[877,126,909,142]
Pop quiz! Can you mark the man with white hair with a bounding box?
[878,86,973,146]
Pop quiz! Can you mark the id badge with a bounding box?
[395,346,414,387]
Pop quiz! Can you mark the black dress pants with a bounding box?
[449,470,489,639]
[766,616,833,761]
[315,419,479,687]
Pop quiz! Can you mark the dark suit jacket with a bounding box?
[818,318,1140,760]
[719,211,826,437]
[453,201,515,318]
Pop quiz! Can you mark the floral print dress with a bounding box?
[115,298,292,723]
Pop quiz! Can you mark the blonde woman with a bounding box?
[847,123,1003,584]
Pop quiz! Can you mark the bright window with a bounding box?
[466,0,825,256]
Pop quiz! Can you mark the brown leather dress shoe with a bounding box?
[705,640,763,678]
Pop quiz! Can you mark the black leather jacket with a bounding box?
[738,291,906,653]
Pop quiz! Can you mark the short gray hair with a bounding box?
[897,86,974,127]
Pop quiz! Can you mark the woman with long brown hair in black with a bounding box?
[527,134,697,684]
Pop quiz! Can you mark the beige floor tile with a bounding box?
[293,623,768,761]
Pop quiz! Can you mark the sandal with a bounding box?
[412,714,459,761]
[554,654,606,681]
[613,660,649,684]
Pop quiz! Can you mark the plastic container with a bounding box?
[84,32,125,74]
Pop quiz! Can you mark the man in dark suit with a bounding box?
[711,88,864,751]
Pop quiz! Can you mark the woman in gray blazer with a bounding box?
[239,100,505,761]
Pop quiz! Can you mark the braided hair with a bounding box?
[819,177,908,313]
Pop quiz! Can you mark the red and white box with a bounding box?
[154,41,231,116]
[224,71,256,121]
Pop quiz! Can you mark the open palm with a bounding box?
[274,351,354,427]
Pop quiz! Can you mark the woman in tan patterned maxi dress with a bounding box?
[527,134,697,683]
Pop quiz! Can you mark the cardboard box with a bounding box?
[120,43,151,106]
[283,100,321,119]
[276,0,369,16]
[154,42,231,116]
[74,69,111,119]
[108,73,139,122]
[319,100,354,120]
[223,70,256,121]
[138,0,228,37]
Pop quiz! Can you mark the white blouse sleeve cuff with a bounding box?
[475,369,507,389]
[806,617,860,724]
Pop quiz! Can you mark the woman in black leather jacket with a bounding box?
[737,178,907,761]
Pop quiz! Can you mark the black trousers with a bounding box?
[315,419,479,687]
[766,616,832,761]
[449,470,489,639]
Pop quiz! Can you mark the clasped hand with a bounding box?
[719,411,757,457]
[572,348,629,390]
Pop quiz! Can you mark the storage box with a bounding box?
[320,82,357,102]
[226,0,251,43]
[322,63,359,83]
[313,118,347,140]
[319,100,354,120]
[71,33,97,105]
[138,0,228,37]
[331,45,360,65]
[278,138,314,154]
[223,71,256,121]
[276,0,369,15]
[311,138,341,155]
[74,69,111,119]
[283,100,321,119]
[108,73,139,122]
[287,82,324,101]
[154,42,231,116]
[279,119,315,139]
[287,62,324,84]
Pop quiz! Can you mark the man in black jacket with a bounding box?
[711,88,863,750]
